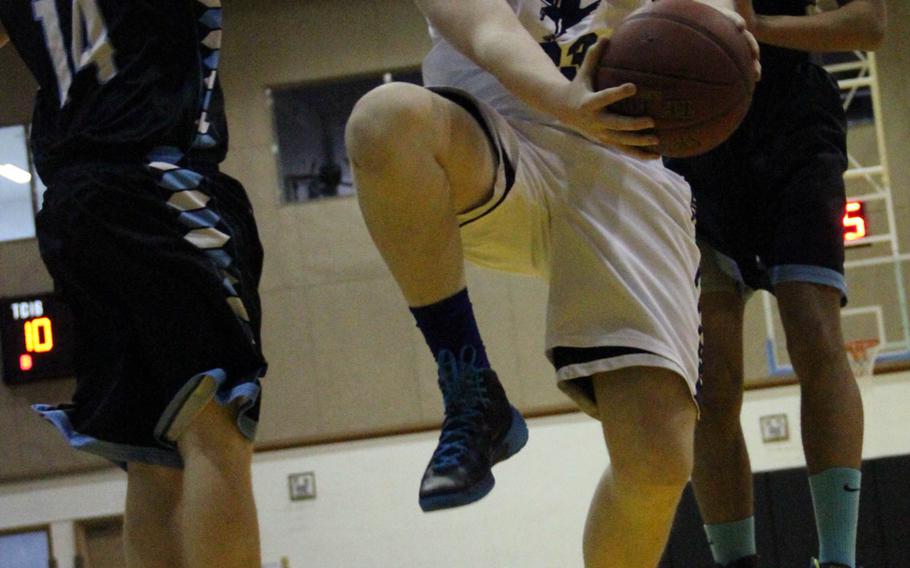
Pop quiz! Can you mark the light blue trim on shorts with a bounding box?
[698,240,751,297]
[32,405,184,469]
[33,366,264,470]
[154,367,263,444]
[769,264,848,300]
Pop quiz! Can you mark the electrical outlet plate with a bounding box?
[288,471,316,501]
[759,413,790,443]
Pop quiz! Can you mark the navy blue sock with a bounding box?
[409,288,491,370]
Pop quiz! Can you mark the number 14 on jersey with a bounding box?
[33,0,117,106]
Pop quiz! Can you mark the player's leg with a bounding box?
[776,281,862,568]
[693,292,756,567]
[346,83,527,510]
[124,464,183,568]
[177,396,260,568]
[688,245,757,567]
[583,367,696,568]
[765,59,859,567]
[346,82,496,307]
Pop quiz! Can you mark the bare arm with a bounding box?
[416,0,577,121]
[0,20,9,48]
[738,0,886,52]
[413,0,660,157]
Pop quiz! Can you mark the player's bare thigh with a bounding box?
[591,366,696,485]
[346,82,497,213]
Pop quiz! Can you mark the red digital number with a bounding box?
[843,200,867,243]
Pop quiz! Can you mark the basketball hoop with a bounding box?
[845,338,881,381]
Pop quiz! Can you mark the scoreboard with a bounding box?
[0,294,76,384]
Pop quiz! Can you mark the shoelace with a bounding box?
[430,347,492,470]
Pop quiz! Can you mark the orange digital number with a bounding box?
[23,317,54,353]
[843,201,867,242]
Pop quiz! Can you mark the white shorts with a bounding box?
[432,88,702,419]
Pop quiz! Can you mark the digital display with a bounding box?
[843,200,868,244]
[0,294,76,384]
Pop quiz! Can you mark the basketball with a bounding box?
[595,0,756,158]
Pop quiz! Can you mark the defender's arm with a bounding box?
[742,0,886,52]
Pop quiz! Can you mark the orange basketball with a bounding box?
[595,0,756,158]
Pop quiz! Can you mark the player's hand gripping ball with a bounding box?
[595,0,758,158]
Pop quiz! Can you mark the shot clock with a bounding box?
[1,294,76,384]
[844,199,868,245]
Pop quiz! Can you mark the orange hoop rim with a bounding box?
[845,338,880,358]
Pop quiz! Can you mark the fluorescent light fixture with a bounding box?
[0,163,32,184]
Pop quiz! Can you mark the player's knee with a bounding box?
[785,320,845,381]
[612,436,693,489]
[698,370,745,423]
[346,82,436,170]
[611,413,694,488]
[595,370,695,488]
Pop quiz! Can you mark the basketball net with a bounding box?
[845,338,881,393]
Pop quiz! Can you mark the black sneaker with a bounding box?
[718,556,758,568]
[811,559,851,568]
[418,347,528,512]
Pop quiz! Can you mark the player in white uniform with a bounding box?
[346,1,757,566]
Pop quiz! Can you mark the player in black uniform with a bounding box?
[0,2,265,567]
[665,1,886,567]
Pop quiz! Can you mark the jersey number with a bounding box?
[32,0,117,107]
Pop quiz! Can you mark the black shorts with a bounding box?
[33,156,267,468]
[665,62,848,300]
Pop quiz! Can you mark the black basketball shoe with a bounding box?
[719,556,758,568]
[811,559,851,568]
[418,347,528,512]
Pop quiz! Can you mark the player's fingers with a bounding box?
[600,112,656,132]
[718,7,746,30]
[743,29,760,60]
[586,82,638,109]
[740,30,762,81]
[580,36,610,90]
[599,129,660,148]
[611,143,662,161]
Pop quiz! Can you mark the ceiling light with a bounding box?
[0,164,32,185]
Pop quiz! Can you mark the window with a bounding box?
[269,69,422,204]
[0,526,52,568]
[0,125,45,243]
[815,51,874,125]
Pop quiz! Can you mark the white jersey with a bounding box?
[423,1,701,417]
[423,0,647,124]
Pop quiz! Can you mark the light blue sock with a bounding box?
[809,467,861,568]
[704,517,756,566]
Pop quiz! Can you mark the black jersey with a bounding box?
[754,0,812,17]
[0,0,228,182]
